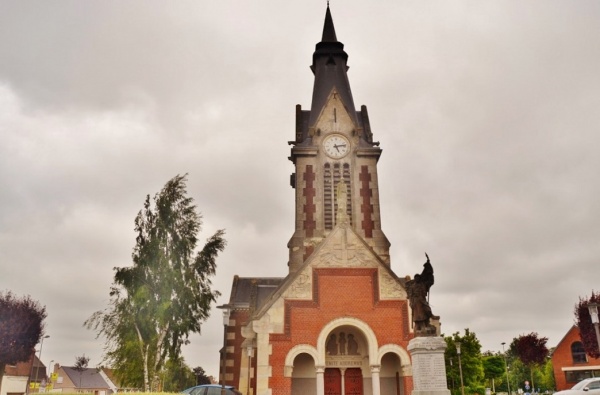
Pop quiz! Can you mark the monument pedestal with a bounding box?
[408,336,451,395]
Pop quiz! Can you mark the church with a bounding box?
[218,6,439,395]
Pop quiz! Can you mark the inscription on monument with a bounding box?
[412,353,447,390]
[408,336,450,395]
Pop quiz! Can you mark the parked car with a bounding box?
[182,384,242,395]
[555,378,600,395]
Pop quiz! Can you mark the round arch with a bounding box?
[316,317,379,366]
[284,344,319,377]
[377,343,411,366]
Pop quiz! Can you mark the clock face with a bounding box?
[323,135,350,159]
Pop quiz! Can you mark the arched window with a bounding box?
[571,341,587,363]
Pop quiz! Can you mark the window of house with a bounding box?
[571,341,587,363]
[565,370,591,383]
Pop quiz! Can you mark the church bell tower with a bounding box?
[288,5,390,273]
[222,7,418,395]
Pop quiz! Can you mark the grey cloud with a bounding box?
[1,0,599,378]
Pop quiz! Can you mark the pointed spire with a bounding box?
[308,5,357,128]
[321,4,338,43]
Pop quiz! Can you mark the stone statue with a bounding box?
[335,180,348,223]
[326,334,338,355]
[406,253,437,336]
[347,334,359,355]
[339,332,346,355]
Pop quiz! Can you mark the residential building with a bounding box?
[551,326,600,390]
[50,364,117,395]
[1,354,46,395]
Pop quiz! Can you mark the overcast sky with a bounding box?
[1,0,599,380]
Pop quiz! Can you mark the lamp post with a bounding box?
[588,302,600,352]
[48,360,54,387]
[33,335,49,393]
[449,359,455,393]
[217,304,231,395]
[502,342,511,395]
[456,342,465,395]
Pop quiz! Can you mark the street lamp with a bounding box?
[33,335,49,393]
[456,342,465,395]
[217,304,232,395]
[502,342,511,395]
[587,302,600,352]
[46,360,54,390]
[449,359,455,392]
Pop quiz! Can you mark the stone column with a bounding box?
[316,366,325,395]
[251,318,271,395]
[407,336,451,395]
[370,365,381,395]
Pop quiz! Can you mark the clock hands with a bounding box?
[333,143,347,152]
[323,135,349,158]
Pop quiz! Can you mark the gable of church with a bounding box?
[251,224,408,337]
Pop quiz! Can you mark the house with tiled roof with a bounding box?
[51,364,117,395]
[1,354,46,395]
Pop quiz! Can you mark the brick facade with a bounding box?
[552,326,600,391]
[221,6,417,395]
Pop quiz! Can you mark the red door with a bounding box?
[325,368,342,395]
[344,368,363,395]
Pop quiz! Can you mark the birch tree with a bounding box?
[86,174,226,391]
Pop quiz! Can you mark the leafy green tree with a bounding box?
[510,333,549,392]
[445,329,485,395]
[574,291,600,359]
[508,357,527,393]
[482,354,505,392]
[0,292,47,395]
[161,357,195,392]
[536,357,555,392]
[193,366,212,385]
[86,174,226,392]
[73,355,90,388]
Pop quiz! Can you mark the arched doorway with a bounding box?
[291,352,317,395]
[380,352,403,395]
[323,325,367,395]
[324,367,363,395]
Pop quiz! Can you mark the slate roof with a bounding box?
[229,276,284,315]
[62,366,111,389]
[295,6,376,145]
[308,5,357,129]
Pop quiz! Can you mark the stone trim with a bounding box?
[283,344,319,377]
[377,344,411,371]
[316,317,379,366]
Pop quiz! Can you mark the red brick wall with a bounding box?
[359,166,374,238]
[552,326,600,390]
[303,165,316,238]
[225,309,249,389]
[3,355,34,377]
[268,268,411,394]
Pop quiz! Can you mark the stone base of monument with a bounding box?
[408,336,451,395]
